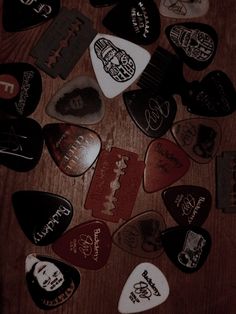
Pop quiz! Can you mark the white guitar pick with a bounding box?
[89,33,151,98]
[159,0,209,19]
[118,262,169,313]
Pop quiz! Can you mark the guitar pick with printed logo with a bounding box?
[118,262,169,313]
[25,253,80,310]
[162,185,212,226]
[0,63,42,117]
[12,190,73,246]
[89,33,151,98]
[52,220,112,270]
[161,226,211,273]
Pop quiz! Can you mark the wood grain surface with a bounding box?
[1,1,236,313]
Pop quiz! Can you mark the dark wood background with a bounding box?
[1,1,236,313]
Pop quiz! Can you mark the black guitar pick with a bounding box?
[123,89,177,137]
[2,0,60,32]
[0,63,42,117]
[166,22,218,71]
[25,254,80,310]
[102,0,161,45]
[0,118,44,171]
[89,0,117,7]
[161,226,211,273]
[12,191,73,246]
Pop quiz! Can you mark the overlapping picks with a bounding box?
[12,191,73,246]
[43,123,101,176]
[103,0,161,45]
[25,254,80,310]
[52,220,112,270]
[46,76,105,125]
[162,185,212,226]
[89,33,151,98]
[118,262,169,313]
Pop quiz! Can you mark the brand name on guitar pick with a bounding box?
[42,281,75,307]
[131,2,150,38]
[15,70,34,115]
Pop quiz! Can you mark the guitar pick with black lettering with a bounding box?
[102,0,161,45]
[118,262,169,313]
[0,63,42,117]
[52,220,112,270]
[0,118,44,171]
[161,226,211,273]
[12,191,73,246]
[43,123,101,176]
[123,89,177,138]
[162,185,212,226]
[2,0,60,32]
[25,253,80,310]
[165,23,218,70]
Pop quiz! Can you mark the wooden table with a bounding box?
[1,1,236,313]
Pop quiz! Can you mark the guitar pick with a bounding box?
[112,211,166,258]
[118,262,169,313]
[2,0,60,32]
[144,138,190,193]
[123,89,177,138]
[161,226,211,273]
[25,254,80,310]
[159,0,209,19]
[52,220,112,270]
[12,190,73,246]
[46,76,105,125]
[43,123,101,176]
[102,0,161,45]
[0,118,43,171]
[89,0,117,7]
[162,185,212,226]
[171,118,221,164]
[89,33,151,98]
[165,23,218,71]
[0,63,42,117]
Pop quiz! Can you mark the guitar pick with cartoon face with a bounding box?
[144,138,190,193]
[118,262,169,313]
[0,63,42,117]
[171,118,221,164]
[112,211,166,258]
[43,123,101,176]
[2,0,60,32]
[123,89,177,138]
[12,190,73,245]
[46,76,105,125]
[102,0,161,45]
[52,220,112,270]
[90,33,151,98]
[162,185,212,226]
[25,254,80,310]
[0,118,43,171]
[166,23,218,71]
[161,226,211,273]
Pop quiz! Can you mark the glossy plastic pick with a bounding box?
[166,23,218,71]
[161,226,211,273]
[171,118,221,164]
[0,118,44,171]
[89,33,151,98]
[12,191,73,246]
[144,138,190,193]
[118,262,169,313]
[123,89,177,138]
[0,63,42,117]
[112,211,166,258]
[162,185,212,226]
[102,0,161,45]
[52,220,112,270]
[46,76,105,125]
[25,254,80,310]
[2,0,60,32]
[43,123,101,176]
